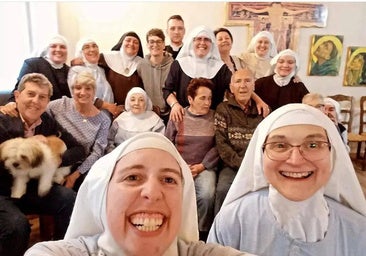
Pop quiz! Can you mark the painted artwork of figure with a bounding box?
[344,47,366,86]
[226,2,327,52]
[308,35,343,76]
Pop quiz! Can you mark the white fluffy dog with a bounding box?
[0,136,70,198]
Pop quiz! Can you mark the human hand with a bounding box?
[103,102,124,118]
[189,163,205,178]
[256,101,270,117]
[32,134,48,143]
[64,170,81,189]
[293,75,302,83]
[0,102,18,117]
[70,57,84,66]
[169,103,184,122]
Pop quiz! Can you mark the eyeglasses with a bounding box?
[262,141,331,161]
[148,40,164,45]
[193,37,212,43]
[314,104,325,110]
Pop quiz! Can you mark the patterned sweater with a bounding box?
[215,96,263,170]
[165,108,218,169]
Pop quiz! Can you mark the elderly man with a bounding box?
[214,68,263,215]
[0,73,85,256]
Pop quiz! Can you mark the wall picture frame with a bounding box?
[343,46,366,86]
[308,34,343,76]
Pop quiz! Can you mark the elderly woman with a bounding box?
[241,31,278,80]
[323,97,349,150]
[106,87,165,152]
[68,38,114,104]
[47,71,111,190]
[25,132,252,256]
[208,103,366,255]
[165,78,218,241]
[254,49,309,111]
[214,27,246,73]
[163,26,268,122]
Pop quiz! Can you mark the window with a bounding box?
[0,2,58,92]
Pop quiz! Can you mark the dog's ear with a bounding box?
[29,153,44,168]
[28,145,44,168]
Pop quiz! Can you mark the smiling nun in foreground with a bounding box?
[25,132,254,256]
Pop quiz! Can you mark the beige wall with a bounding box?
[57,1,366,133]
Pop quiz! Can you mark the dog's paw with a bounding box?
[38,185,52,197]
[11,190,25,198]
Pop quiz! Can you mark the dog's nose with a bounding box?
[12,162,20,168]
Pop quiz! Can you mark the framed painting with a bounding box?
[308,34,343,76]
[343,47,366,86]
[225,2,328,52]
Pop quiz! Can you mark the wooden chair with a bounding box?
[347,96,366,169]
[328,94,353,132]
[28,214,54,241]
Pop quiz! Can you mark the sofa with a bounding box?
[0,91,11,105]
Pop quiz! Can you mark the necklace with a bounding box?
[124,61,134,75]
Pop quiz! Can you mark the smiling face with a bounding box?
[123,36,140,57]
[193,36,212,58]
[263,124,331,201]
[215,31,232,55]
[106,148,183,256]
[324,103,338,124]
[48,43,67,64]
[129,93,146,115]
[14,82,50,126]
[147,35,165,57]
[72,83,95,106]
[255,36,271,57]
[275,55,296,77]
[82,42,99,64]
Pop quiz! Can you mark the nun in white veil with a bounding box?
[241,31,277,80]
[208,103,366,256]
[163,26,269,123]
[68,38,114,103]
[106,87,165,153]
[163,25,232,122]
[26,132,251,256]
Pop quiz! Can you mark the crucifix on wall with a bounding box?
[225,2,328,52]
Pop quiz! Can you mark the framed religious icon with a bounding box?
[225,2,328,52]
[308,35,343,76]
[343,47,366,86]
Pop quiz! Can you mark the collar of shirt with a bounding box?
[20,113,42,137]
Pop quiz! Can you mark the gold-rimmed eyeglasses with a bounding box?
[262,141,331,161]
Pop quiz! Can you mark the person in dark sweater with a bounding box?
[0,73,85,256]
[214,68,263,215]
